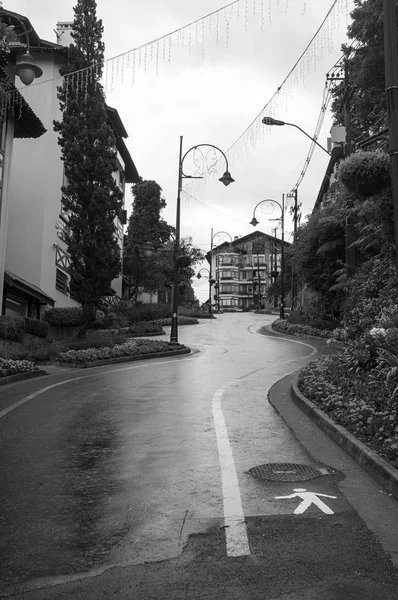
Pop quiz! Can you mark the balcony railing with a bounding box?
[56,217,71,244]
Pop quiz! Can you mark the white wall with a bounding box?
[0,117,15,310]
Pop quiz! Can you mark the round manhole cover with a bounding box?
[248,463,328,482]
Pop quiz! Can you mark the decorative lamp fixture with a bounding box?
[250,217,259,227]
[196,272,202,279]
[262,117,285,126]
[218,171,235,186]
[262,115,331,156]
[15,51,43,86]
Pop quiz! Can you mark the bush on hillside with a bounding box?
[43,307,84,327]
[23,317,49,338]
[0,316,25,342]
[338,151,390,196]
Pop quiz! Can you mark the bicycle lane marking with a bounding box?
[0,356,203,420]
[212,380,251,558]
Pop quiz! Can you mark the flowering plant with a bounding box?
[0,358,36,377]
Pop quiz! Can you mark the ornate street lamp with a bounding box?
[171,137,234,343]
[250,197,285,319]
[0,10,43,86]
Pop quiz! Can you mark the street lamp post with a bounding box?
[209,229,233,314]
[250,197,285,319]
[262,116,357,283]
[196,268,216,314]
[170,136,234,344]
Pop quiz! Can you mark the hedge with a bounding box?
[43,307,84,327]
[0,316,25,342]
[23,317,49,338]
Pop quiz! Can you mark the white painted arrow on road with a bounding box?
[275,488,337,515]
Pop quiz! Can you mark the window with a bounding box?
[56,269,69,295]
[219,270,237,280]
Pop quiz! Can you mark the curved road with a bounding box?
[1,313,397,599]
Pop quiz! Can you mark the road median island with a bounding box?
[57,345,191,369]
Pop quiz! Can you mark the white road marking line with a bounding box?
[0,356,200,420]
[212,382,250,557]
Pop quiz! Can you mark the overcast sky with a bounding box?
[11,0,355,302]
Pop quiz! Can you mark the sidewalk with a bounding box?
[267,364,398,566]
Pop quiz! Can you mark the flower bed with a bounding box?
[150,316,199,326]
[58,339,180,363]
[297,353,398,468]
[273,319,330,339]
[0,358,37,377]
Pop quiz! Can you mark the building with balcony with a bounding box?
[207,231,287,310]
[2,14,139,317]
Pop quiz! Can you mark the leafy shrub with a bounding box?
[0,316,25,342]
[128,322,164,336]
[43,307,84,327]
[116,303,171,323]
[60,331,127,352]
[0,357,36,377]
[30,346,59,362]
[338,151,390,196]
[23,317,49,338]
[343,258,398,339]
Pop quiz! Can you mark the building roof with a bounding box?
[0,67,46,138]
[2,9,68,54]
[107,106,128,138]
[206,230,289,264]
[107,106,140,183]
[4,270,55,305]
[116,136,140,183]
[313,145,344,211]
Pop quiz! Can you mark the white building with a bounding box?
[2,14,139,317]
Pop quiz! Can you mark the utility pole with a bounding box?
[384,0,398,273]
[288,189,299,309]
[344,55,356,279]
[327,56,355,278]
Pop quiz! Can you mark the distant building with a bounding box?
[207,231,288,310]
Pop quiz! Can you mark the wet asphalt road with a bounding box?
[1,313,398,599]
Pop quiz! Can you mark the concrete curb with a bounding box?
[0,369,47,387]
[291,381,398,502]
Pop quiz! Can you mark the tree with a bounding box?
[330,0,387,145]
[292,189,347,318]
[123,179,173,301]
[53,0,123,334]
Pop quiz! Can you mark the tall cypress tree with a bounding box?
[54,0,123,333]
